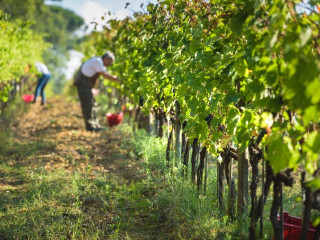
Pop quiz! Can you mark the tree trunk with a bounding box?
[204,150,208,194]
[249,145,262,240]
[197,147,207,192]
[154,107,159,136]
[217,160,224,216]
[270,175,283,240]
[237,148,249,218]
[133,105,140,132]
[227,157,236,220]
[301,186,312,240]
[191,138,199,183]
[181,121,187,159]
[260,157,265,238]
[315,224,320,240]
[137,97,150,132]
[158,109,164,138]
[253,162,273,222]
[182,140,190,177]
[175,100,181,165]
[138,113,150,132]
[166,128,173,168]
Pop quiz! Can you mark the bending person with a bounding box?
[74,51,119,132]
[33,62,51,105]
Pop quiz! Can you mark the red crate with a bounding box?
[105,112,123,127]
[22,94,34,103]
[273,212,316,240]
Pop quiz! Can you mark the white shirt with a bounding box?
[35,62,50,75]
[81,57,107,77]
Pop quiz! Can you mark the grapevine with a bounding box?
[80,1,320,238]
[0,10,47,103]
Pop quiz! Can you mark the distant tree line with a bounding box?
[0,0,85,93]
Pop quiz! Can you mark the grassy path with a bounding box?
[0,97,169,240]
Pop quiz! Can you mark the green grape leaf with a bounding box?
[299,28,312,47]
[306,178,320,191]
[265,133,294,173]
[223,91,240,105]
[303,106,319,124]
[226,108,240,135]
[235,58,249,77]
[303,132,320,154]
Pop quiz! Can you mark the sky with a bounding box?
[45,0,158,78]
[46,0,158,32]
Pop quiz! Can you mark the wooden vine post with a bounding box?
[166,126,173,168]
[237,148,249,218]
[181,121,189,177]
[270,174,284,240]
[197,146,207,193]
[191,138,199,183]
[227,156,236,220]
[81,1,320,239]
[217,158,224,216]
[175,100,181,166]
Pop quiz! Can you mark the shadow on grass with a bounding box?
[0,168,115,240]
[0,140,56,165]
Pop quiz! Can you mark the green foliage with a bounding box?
[0,0,84,94]
[0,11,48,102]
[0,0,84,47]
[0,165,117,239]
[80,0,320,179]
[121,124,303,240]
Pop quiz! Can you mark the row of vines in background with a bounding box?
[0,10,47,109]
[80,0,320,239]
[0,76,32,115]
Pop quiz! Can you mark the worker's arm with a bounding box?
[27,73,41,90]
[100,71,120,82]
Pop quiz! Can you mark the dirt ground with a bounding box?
[7,97,141,180]
[0,97,173,240]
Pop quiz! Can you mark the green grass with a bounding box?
[0,118,166,239]
[117,125,304,240]
[0,162,118,239]
[0,101,119,239]
[0,102,305,240]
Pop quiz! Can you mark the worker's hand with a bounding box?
[92,88,100,96]
[101,72,120,82]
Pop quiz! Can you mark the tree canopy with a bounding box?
[0,0,84,49]
[0,0,85,93]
